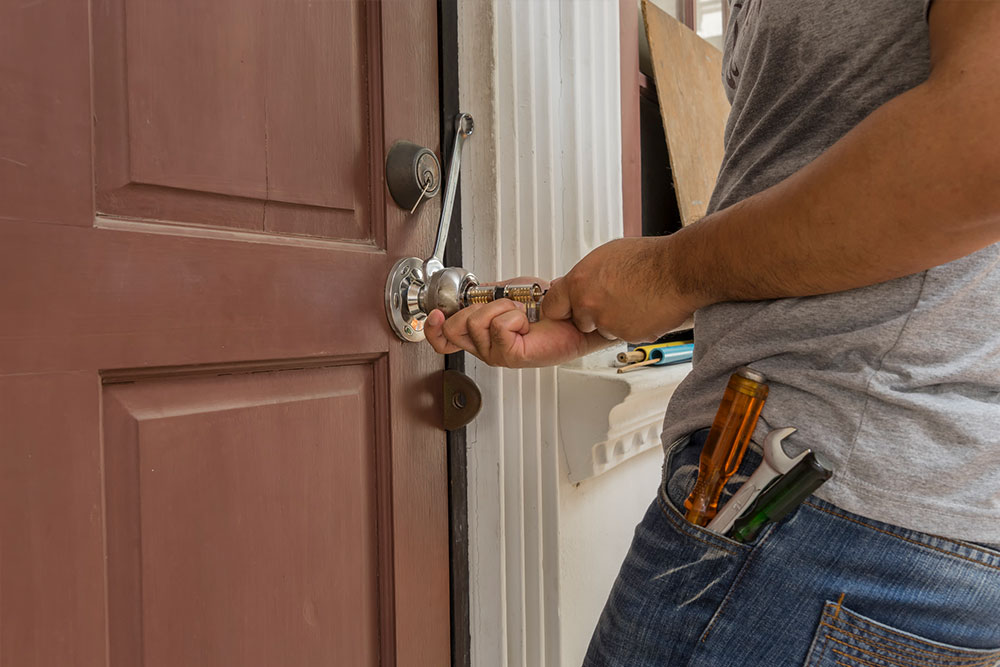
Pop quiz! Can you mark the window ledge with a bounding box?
[558,353,690,483]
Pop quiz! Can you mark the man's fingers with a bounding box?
[572,314,598,334]
[438,308,481,355]
[541,278,572,321]
[489,308,531,358]
[466,300,521,358]
[424,310,463,354]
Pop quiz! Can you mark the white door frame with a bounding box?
[456,2,631,664]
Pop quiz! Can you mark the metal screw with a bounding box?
[404,325,413,335]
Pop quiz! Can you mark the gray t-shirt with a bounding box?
[661,0,1000,543]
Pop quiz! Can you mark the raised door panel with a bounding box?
[93,0,377,243]
[104,365,386,666]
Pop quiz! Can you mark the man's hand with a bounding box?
[425,300,613,368]
[542,237,699,343]
[424,277,614,367]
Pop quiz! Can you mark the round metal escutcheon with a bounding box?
[385,141,441,211]
[385,256,427,343]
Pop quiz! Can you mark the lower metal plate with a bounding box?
[385,256,426,343]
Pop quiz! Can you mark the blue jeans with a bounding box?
[584,429,1000,666]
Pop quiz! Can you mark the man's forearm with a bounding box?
[663,12,1000,312]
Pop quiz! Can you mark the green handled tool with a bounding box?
[727,451,833,543]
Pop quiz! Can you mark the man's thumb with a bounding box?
[541,279,572,320]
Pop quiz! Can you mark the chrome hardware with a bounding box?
[425,113,473,277]
[385,141,441,212]
[385,113,545,343]
[385,113,476,343]
[463,283,546,323]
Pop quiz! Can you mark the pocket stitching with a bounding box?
[655,494,739,556]
[812,600,1000,667]
[823,612,1000,662]
[820,621,999,666]
[816,631,834,667]
[837,607,1000,657]
[826,635,998,667]
[804,501,1000,573]
[828,645,897,667]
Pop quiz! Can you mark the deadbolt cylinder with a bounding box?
[385,141,441,211]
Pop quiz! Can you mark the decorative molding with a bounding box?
[559,356,689,483]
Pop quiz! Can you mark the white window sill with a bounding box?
[558,351,690,483]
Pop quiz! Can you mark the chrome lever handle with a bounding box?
[425,113,474,276]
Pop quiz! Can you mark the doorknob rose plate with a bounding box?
[385,256,427,342]
[385,141,441,211]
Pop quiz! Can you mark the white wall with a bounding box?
[556,447,664,666]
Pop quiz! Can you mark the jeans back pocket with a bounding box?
[804,599,1000,667]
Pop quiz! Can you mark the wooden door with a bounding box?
[0,1,449,665]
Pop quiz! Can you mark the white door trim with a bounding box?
[457,2,627,664]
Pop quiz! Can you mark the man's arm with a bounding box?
[672,0,1000,301]
[427,0,1000,364]
[544,0,1000,343]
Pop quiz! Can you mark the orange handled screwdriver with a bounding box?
[684,367,769,526]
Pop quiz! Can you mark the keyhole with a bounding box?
[452,392,467,410]
[409,173,435,214]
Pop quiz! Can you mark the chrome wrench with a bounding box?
[707,427,810,535]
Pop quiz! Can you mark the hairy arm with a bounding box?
[432,1,1000,363]
[665,0,1000,310]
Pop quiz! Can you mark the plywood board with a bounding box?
[642,0,730,226]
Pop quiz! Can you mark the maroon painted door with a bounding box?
[0,1,450,665]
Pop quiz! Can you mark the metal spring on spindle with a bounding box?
[463,283,543,307]
[503,284,544,303]
[464,285,497,305]
[461,283,546,322]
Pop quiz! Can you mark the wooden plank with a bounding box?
[0,219,385,376]
[0,373,107,667]
[642,0,730,226]
[620,0,642,237]
[380,2,451,665]
[0,1,93,226]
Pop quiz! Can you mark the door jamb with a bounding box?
[437,1,472,665]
